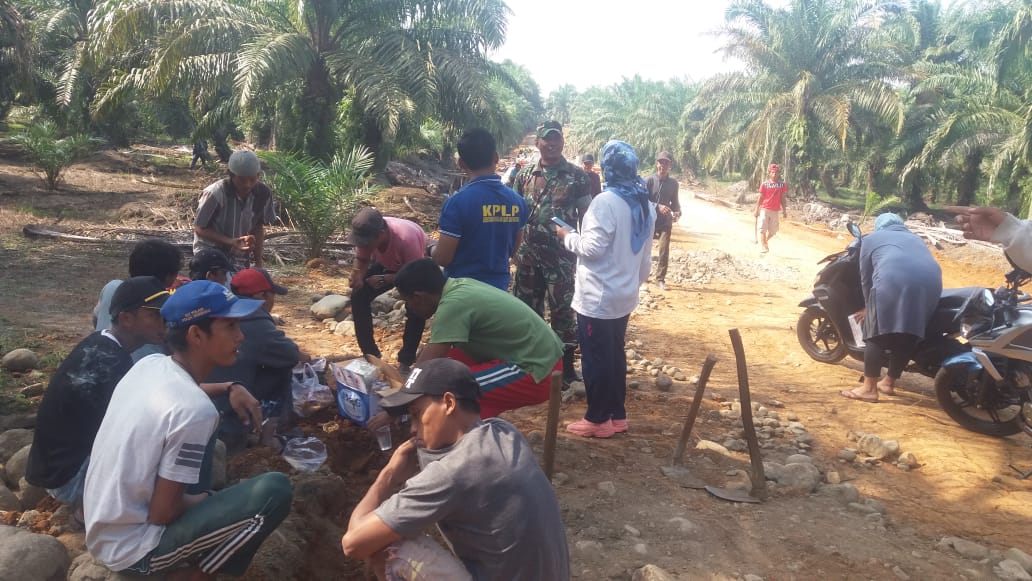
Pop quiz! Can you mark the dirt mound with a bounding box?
[666,248,800,285]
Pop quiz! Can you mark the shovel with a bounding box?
[705,329,767,503]
[661,354,717,489]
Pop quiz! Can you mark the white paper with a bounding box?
[848,314,866,348]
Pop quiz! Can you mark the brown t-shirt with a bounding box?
[193,178,275,256]
[644,174,680,232]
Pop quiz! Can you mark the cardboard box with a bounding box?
[332,359,386,427]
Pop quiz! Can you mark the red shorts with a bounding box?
[446,348,562,418]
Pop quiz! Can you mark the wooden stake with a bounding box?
[728,328,767,499]
[672,354,718,465]
[543,371,563,480]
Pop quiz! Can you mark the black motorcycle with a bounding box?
[796,222,976,379]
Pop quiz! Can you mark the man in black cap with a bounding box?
[207,268,311,446]
[188,248,233,286]
[342,358,569,580]
[26,276,171,508]
[644,151,681,290]
[582,153,602,198]
[511,120,592,385]
[347,207,428,374]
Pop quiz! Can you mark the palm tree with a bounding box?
[91,0,512,161]
[566,76,698,168]
[545,84,577,125]
[0,0,31,118]
[691,0,907,196]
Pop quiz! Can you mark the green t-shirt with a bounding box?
[431,278,564,382]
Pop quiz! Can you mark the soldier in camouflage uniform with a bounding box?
[512,120,593,384]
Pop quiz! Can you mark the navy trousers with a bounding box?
[578,313,630,424]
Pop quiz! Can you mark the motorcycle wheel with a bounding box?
[796,307,847,363]
[933,366,1022,437]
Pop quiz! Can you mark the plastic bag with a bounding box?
[292,362,333,417]
[281,437,327,472]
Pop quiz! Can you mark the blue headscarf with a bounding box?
[874,213,904,231]
[600,140,650,253]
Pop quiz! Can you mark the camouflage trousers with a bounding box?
[513,249,577,347]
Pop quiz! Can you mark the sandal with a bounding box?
[566,419,616,438]
[611,419,628,433]
[839,389,879,403]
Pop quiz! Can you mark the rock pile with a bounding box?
[664,249,800,285]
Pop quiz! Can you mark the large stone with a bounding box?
[16,478,47,510]
[655,374,673,391]
[310,294,350,320]
[1004,548,1032,574]
[774,461,821,494]
[372,294,398,314]
[1,348,40,372]
[632,564,677,581]
[995,560,1032,581]
[66,552,158,581]
[820,483,860,505]
[333,320,356,337]
[0,429,34,464]
[0,413,36,431]
[0,524,70,581]
[3,444,31,488]
[0,483,18,511]
[857,434,899,460]
[941,536,989,560]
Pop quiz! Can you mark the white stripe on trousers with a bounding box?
[199,515,265,573]
[144,515,263,573]
[474,365,524,390]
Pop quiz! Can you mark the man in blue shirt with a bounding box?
[433,128,527,291]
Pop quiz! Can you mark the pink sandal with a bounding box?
[566,419,616,438]
[611,419,628,433]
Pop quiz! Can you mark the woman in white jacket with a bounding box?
[555,140,656,438]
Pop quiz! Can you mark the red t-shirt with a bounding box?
[758,180,787,211]
[355,217,427,271]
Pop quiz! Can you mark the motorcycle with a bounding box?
[796,222,976,380]
[934,265,1032,437]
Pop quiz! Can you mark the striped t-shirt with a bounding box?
[193,178,275,257]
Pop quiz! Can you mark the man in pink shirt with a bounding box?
[348,208,428,374]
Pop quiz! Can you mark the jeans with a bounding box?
[351,262,426,365]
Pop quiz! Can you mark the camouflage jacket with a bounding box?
[512,157,592,257]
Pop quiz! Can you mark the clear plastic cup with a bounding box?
[375,425,392,451]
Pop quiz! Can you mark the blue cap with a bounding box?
[160,280,263,328]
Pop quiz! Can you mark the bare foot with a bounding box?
[876,380,895,396]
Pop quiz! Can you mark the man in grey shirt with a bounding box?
[193,149,275,270]
[341,358,569,581]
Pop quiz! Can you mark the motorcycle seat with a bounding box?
[938,287,983,309]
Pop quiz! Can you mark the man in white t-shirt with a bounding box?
[83,281,293,578]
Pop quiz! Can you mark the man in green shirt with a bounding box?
[394,258,564,417]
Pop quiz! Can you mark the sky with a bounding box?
[490,0,790,95]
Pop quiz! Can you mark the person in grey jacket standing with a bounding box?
[841,214,942,403]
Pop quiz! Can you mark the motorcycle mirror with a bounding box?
[846,222,862,239]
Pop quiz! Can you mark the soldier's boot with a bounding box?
[562,346,581,387]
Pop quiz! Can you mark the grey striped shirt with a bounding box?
[193,178,275,258]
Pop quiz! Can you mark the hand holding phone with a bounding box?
[551,216,575,232]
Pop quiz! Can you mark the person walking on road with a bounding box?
[754,163,788,254]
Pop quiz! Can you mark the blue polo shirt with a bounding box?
[438,175,527,290]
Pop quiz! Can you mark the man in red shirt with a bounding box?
[754,163,789,253]
[348,208,428,374]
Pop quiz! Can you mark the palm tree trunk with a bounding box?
[302,62,337,161]
[956,150,983,206]
[905,174,928,211]
[820,167,839,198]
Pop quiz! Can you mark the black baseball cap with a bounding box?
[348,208,388,247]
[189,248,232,280]
[582,154,595,163]
[109,276,171,318]
[656,151,673,162]
[379,358,481,414]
